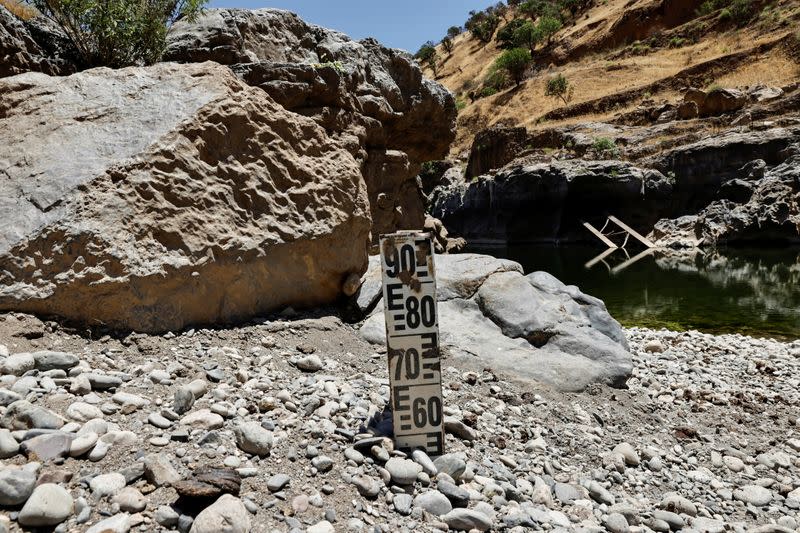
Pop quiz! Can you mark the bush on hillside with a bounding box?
[545,73,574,105]
[441,36,454,54]
[495,47,532,86]
[31,0,207,68]
[414,41,439,73]
[446,26,462,39]
[537,15,562,44]
[497,18,528,49]
[592,137,620,158]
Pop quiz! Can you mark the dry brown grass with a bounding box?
[430,0,800,157]
[0,0,38,20]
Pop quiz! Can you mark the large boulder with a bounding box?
[430,160,673,243]
[164,8,456,242]
[359,254,632,391]
[0,62,371,332]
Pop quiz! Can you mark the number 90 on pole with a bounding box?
[379,231,444,456]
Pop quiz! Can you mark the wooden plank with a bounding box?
[608,216,655,248]
[582,222,618,249]
[584,247,618,269]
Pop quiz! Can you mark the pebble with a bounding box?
[90,472,126,498]
[385,457,422,485]
[18,483,73,527]
[441,508,492,531]
[233,421,273,455]
[113,486,147,512]
[86,513,131,533]
[0,464,38,505]
[351,475,382,498]
[733,484,773,506]
[190,494,251,533]
[413,490,452,516]
[0,428,19,458]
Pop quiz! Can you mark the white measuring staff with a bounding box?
[379,231,444,456]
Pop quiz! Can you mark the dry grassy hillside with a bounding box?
[424,0,800,157]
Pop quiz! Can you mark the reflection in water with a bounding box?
[467,245,800,339]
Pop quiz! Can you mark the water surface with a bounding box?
[467,245,800,340]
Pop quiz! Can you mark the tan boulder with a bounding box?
[0,62,370,332]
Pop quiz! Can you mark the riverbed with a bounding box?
[468,245,800,339]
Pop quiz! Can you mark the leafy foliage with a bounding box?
[495,47,532,86]
[537,15,562,44]
[414,41,439,73]
[441,36,454,53]
[31,0,207,68]
[544,73,574,105]
[496,18,528,49]
[446,25,462,39]
[592,137,620,158]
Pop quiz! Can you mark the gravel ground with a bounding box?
[0,311,799,532]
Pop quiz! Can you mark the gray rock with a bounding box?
[604,512,629,533]
[584,480,615,505]
[360,254,632,391]
[86,513,130,533]
[189,494,250,533]
[413,490,452,516]
[444,417,478,441]
[85,374,122,390]
[267,474,290,492]
[156,505,180,527]
[433,454,467,482]
[660,493,697,516]
[89,472,126,498]
[351,476,381,499]
[393,493,413,515]
[0,465,37,505]
[173,387,195,415]
[311,455,333,472]
[294,354,323,372]
[18,483,73,527]
[113,487,147,512]
[554,482,584,504]
[0,388,22,406]
[733,485,772,506]
[143,453,181,487]
[0,428,19,458]
[441,508,492,531]
[437,480,470,508]
[233,421,273,456]
[411,449,437,476]
[0,353,34,376]
[20,431,75,461]
[385,457,422,485]
[612,442,640,466]
[148,412,173,429]
[32,351,78,371]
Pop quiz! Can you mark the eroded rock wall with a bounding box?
[164,8,457,243]
[0,62,371,332]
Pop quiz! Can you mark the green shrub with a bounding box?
[544,73,574,105]
[32,0,207,68]
[441,36,454,54]
[414,41,439,73]
[592,137,620,157]
[537,15,562,44]
[455,97,468,111]
[497,18,528,49]
[483,67,510,93]
[514,20,542,53]
[479,86,499,98]
[495,47,533,86]
[447,26,462,39]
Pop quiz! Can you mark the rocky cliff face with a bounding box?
[0,62,371,332]
[164,8,457,243]
[0,5,73,77]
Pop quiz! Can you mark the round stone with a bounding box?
[18,483,74,527]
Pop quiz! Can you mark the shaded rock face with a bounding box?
[650,152,800,247]
[430,160,673,243]
[0,5,74,78]
[465,127,529,180]
[164,8,456,242]
[0,62,371,332]
[358,254,631,391]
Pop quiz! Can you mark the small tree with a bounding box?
[495,47,532,87]
[414,41,439,73]
[496,18,527,49]
[441,36,454,54]
[513,20,542,53]
[545,73,574,105]
[31,0,207,68]
[537,15,562,45]
[447,26,462,39]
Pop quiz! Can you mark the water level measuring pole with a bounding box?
[379,231,444,456]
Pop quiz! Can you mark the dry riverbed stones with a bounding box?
[0,315,798,532]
